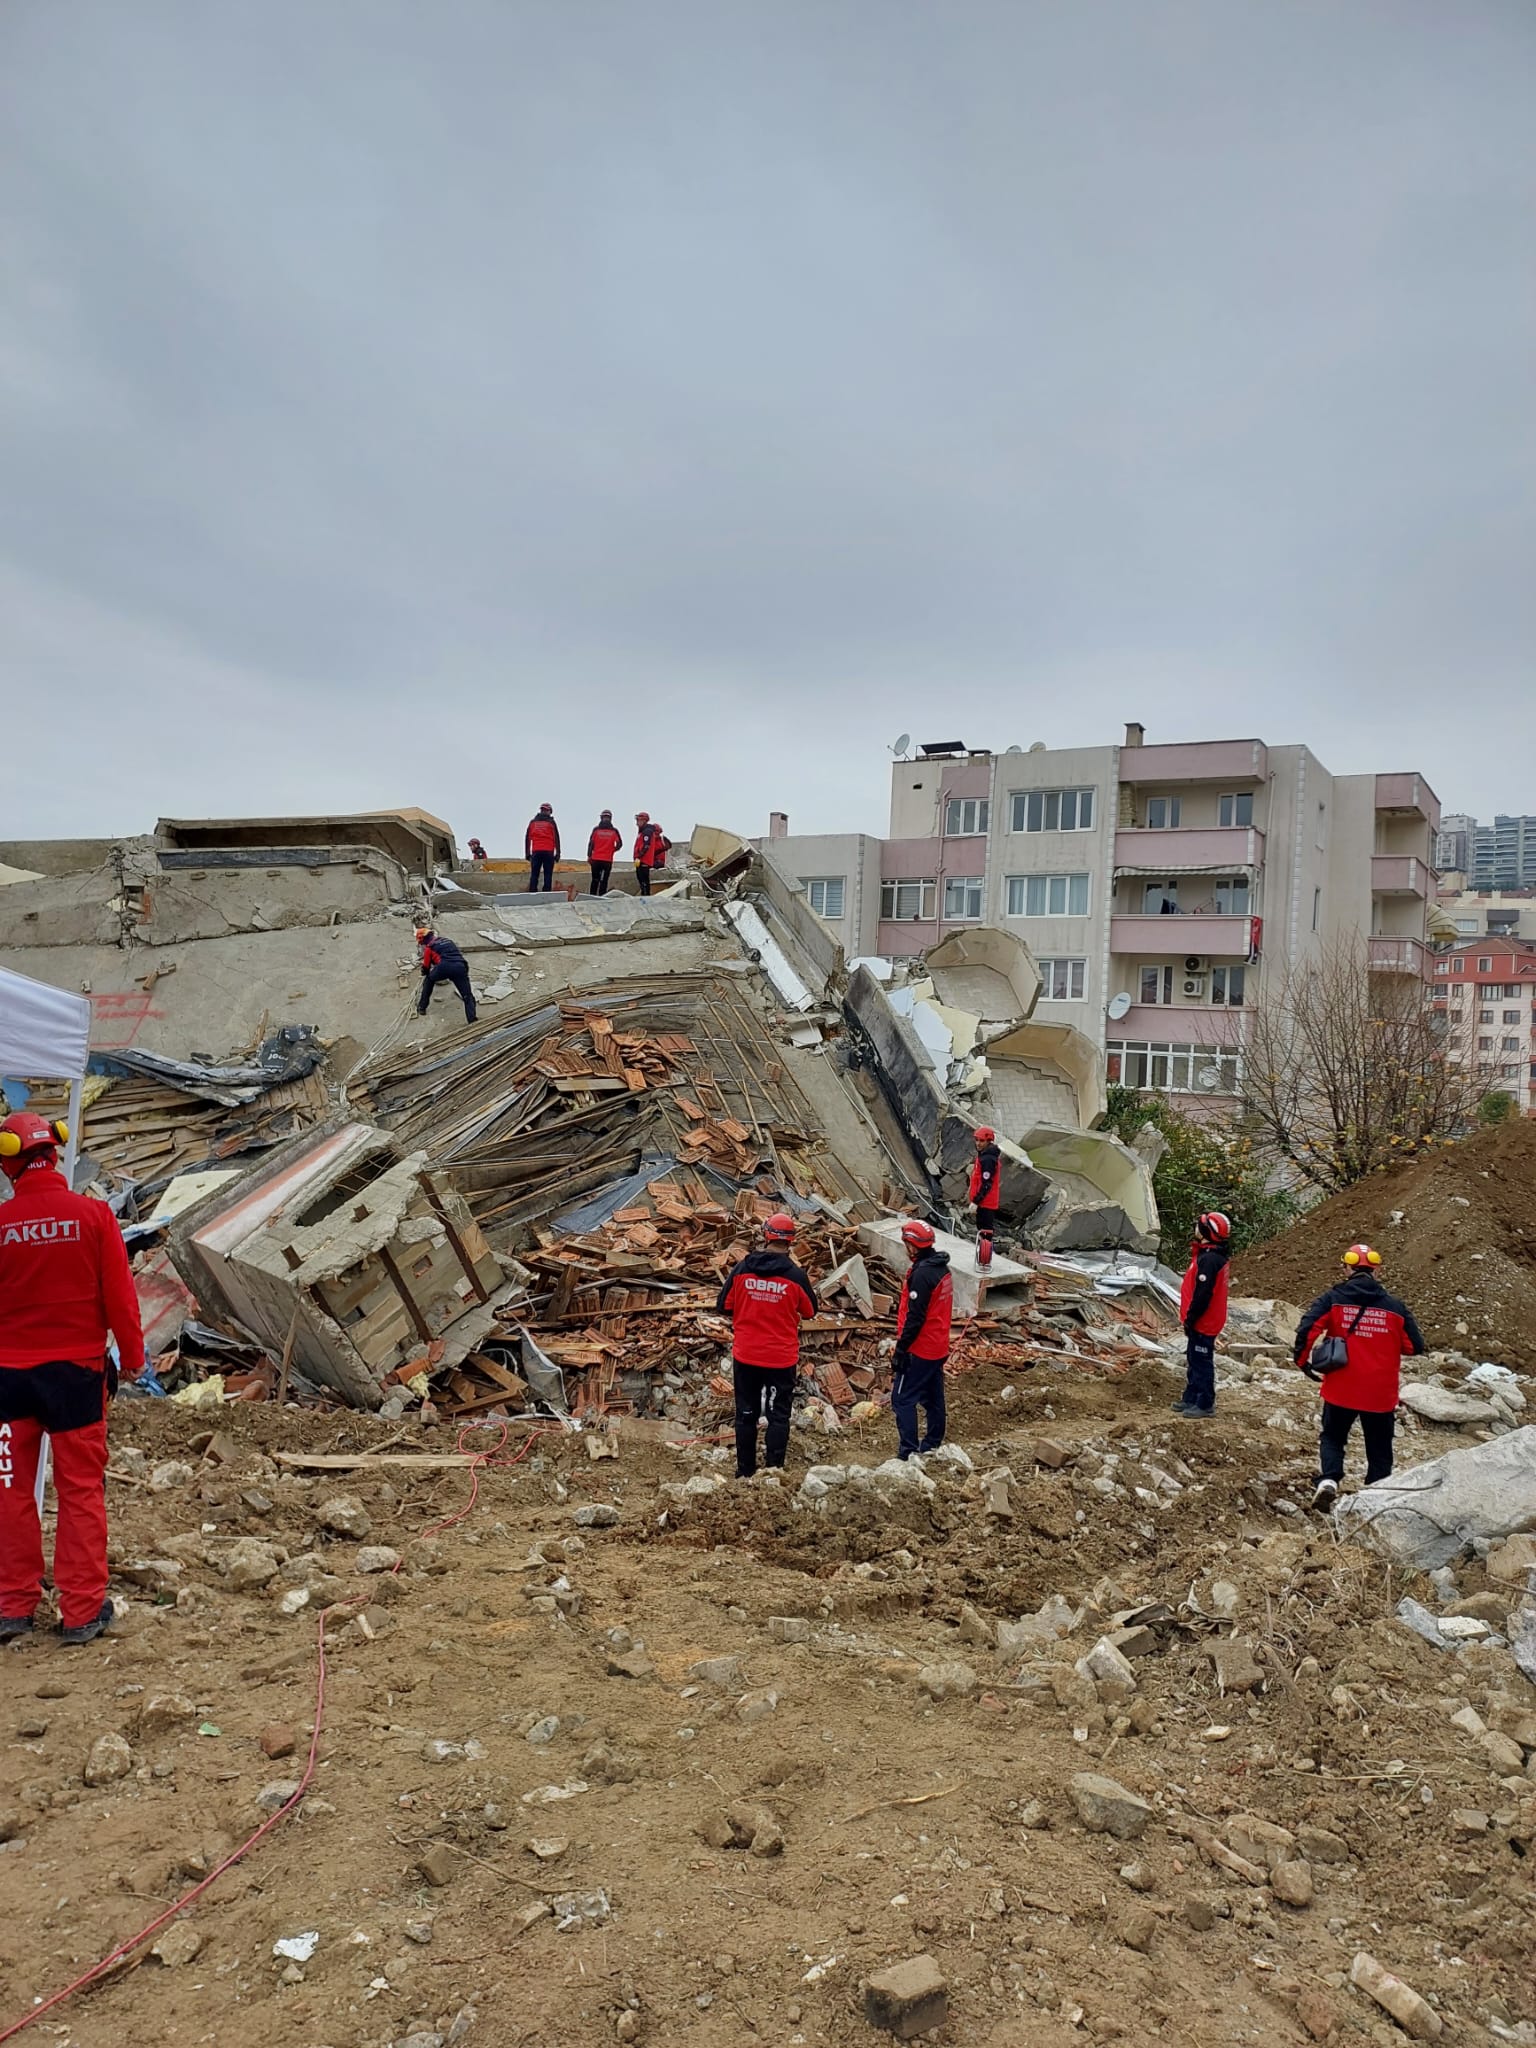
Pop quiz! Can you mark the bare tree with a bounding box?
[1241,937,1491,1193]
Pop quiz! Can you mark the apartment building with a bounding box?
[1472,816,1536,892]
[764,724,1439,1108]
[1431,937,1536,1111]
[1437,888,1536,944]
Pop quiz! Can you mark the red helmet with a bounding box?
[0,1111,68,1170]
[763,1212,796,1241]
[539,802,553,813]
[1342,1242,1382,1269]
[973,1126,996,1147]
[635,811,650,823]
[1196,1211,1232,1243]
[900,1218,936,1250]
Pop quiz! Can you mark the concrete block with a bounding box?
[863,1954,948,2038]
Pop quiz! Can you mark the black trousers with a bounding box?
[733,1360,795,1477]
[1319,1403,1395,1484]
[529,851,555,892]
[419,964,477,1023]
[1181,1332,1216,1411]
[589,861,612,896]
[635,865,652,896]
[892,1352,946,1458]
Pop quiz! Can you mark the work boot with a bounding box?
[59,1599,114,1647]
[0,1613,34,1641]
[1311,1478,1339,1512]
[1171,1403,1213,1419]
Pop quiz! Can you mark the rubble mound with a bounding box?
[1235,1120,1536,1368]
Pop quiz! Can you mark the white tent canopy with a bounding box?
[0,965,91,1081]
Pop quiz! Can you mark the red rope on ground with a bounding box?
[0,1412,564,2041]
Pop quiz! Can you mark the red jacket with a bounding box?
[715,1250,816,1370]
[634,823,670,868]
[896,1249,952,1362]
[525,814,561,857]
[1180,1242,1231,1338]
[1294,1273,1425,1413]
[588,824,623,861]
[0,1164,146,1377]
[968,1144,1001,1213]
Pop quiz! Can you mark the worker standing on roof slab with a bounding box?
[467,836,489,866]
[891,1218,952,1459]
[0,1112,145,1645]
[525,803,561,892]
[1172,1211,1232,1417]
[415,925,477,1024]
[715,1213,817,1479]
[968,1126,1002,1267]
[632,813,670,896]
[587,810,623,896]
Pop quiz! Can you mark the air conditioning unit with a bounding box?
[1183,954,1208,974]
[1181,974,1207,998]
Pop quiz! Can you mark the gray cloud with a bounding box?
[2,0,1532,844]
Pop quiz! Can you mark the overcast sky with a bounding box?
[2,1,1532,849]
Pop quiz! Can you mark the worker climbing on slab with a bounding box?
[891,1218,952,1459]
[715,1212,817,1479]
[1172,1210,1232,1417]
[632,812,670,896]
[467,836,489,866]
[587,809,623,896]
[968,1125,1002,1267]
[1295,1242,1425,1509]
[0,1111,145,1645]
[415,925,477,1024]
[525,803,561,892]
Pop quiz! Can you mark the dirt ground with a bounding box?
[1,1350,1533,2048]
[1235,1119,1536,1369]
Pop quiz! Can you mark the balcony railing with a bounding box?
[1367,934,1429,977]
[1110,912,1254,958]
[1374,773,1441,831]
[1371,855,1431,898]
[1115,825,1265,872]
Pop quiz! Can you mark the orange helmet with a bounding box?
[414,926,432,943]
[973,1126,996,1147]
[1196,1211,1232,1243]
[900,1218,936,1250]
[1343,1243,1382,1268]
[763,1212,796,1241]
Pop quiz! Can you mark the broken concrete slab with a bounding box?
[858,1217,1031,1317]
[1337,1426,1536,1569]
[1397,1383,1499,1427]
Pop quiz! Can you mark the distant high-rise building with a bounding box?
[1436,812,1474,874]
[1471,816,1536,891]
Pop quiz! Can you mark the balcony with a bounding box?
[1117,739,1268,785]
[1375,773,1441,831]
[1371,855,1432,898]
[1106,1003,1247,1044]
[1110,913,1253,958]
[1115,825,1265,873]
[1368,935,1429,978]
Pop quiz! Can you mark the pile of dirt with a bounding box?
[1235,1118,1536,1368]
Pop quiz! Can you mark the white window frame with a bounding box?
[803,876,845,921]
[942,875,985,922]
[880,877,936,921]
[1217,791,1253,828]
[1036,957,1087,1001]
[1106,1040,1242,1095]
[1478,956,1493,972]
[1010,787,1095,834]
[1006,872,1091,918]
[1214,875,1251,916]
[1210,964,1246,1007]
[1139,965,1174,1005]
[1142,879,1181,914]
[943,797,990,837]
[1145,796,1182,830]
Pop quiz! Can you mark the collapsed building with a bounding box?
[0,808,1164,1410]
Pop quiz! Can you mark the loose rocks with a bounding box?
[1349,1952,1442,2040]
[916,1661,978,1702]
[1069,1773,1153,1841]
[863,1954,949,2039]
[355,1545,402,1575]
[316,1495,371,1540]
[573,1503,620,1528]
[83,1734,133,1786]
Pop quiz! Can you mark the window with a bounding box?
[1007,872,1090,917]
[1506,985,1525,1000]
[1480,1009,1495,1024]
[943,797,989,836]
[1145,797,1182,829]
[1214,875,1250,916]
[1479,956,1493,972]
[1504,1010,1521,1025]
[1453,920,1478,933]
[942,876,984,921]
[1503,1064,1520,1079]
[1010,788,1095,833]
[1139,965,1174,1005]
[1451,982,1465,996]
[1217,792,1253,828]
[1478,1036,1493,1051]
[1143,879,1180,914]
[1211,965,1246,1006]
[1503,1037,1521,1052]
[1106,1040,1241,1095]
[1312,887,1321,932]
[1037,958,1087,1001]
[1451,957,1465,972]
[880,878,936,921]
[804,877,845,920]
[1434,962,1450,976]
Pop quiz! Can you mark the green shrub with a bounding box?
[1103,1084,1299,1261]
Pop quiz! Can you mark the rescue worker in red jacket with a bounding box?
[587,811,623,896]
[715,1212,816,1478]
[416,926,478,1023]
[0,1112,145,1644]
[1173,1210,1231,1417]
[1295,1243,1425,1510]
[525,804,561,892]
[467,837,489,867]
[968,1126,1002,1267]
[891,1219,952,1459]
[632,814,670,897]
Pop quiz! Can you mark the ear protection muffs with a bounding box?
[0,1117,68,1157]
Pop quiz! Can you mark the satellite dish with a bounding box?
[1004,743,1023,754]
[1107,992,1133,1021]
[890,733,912,758]
[1028,741,1047,753]
[1197,1066,1222,1090]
